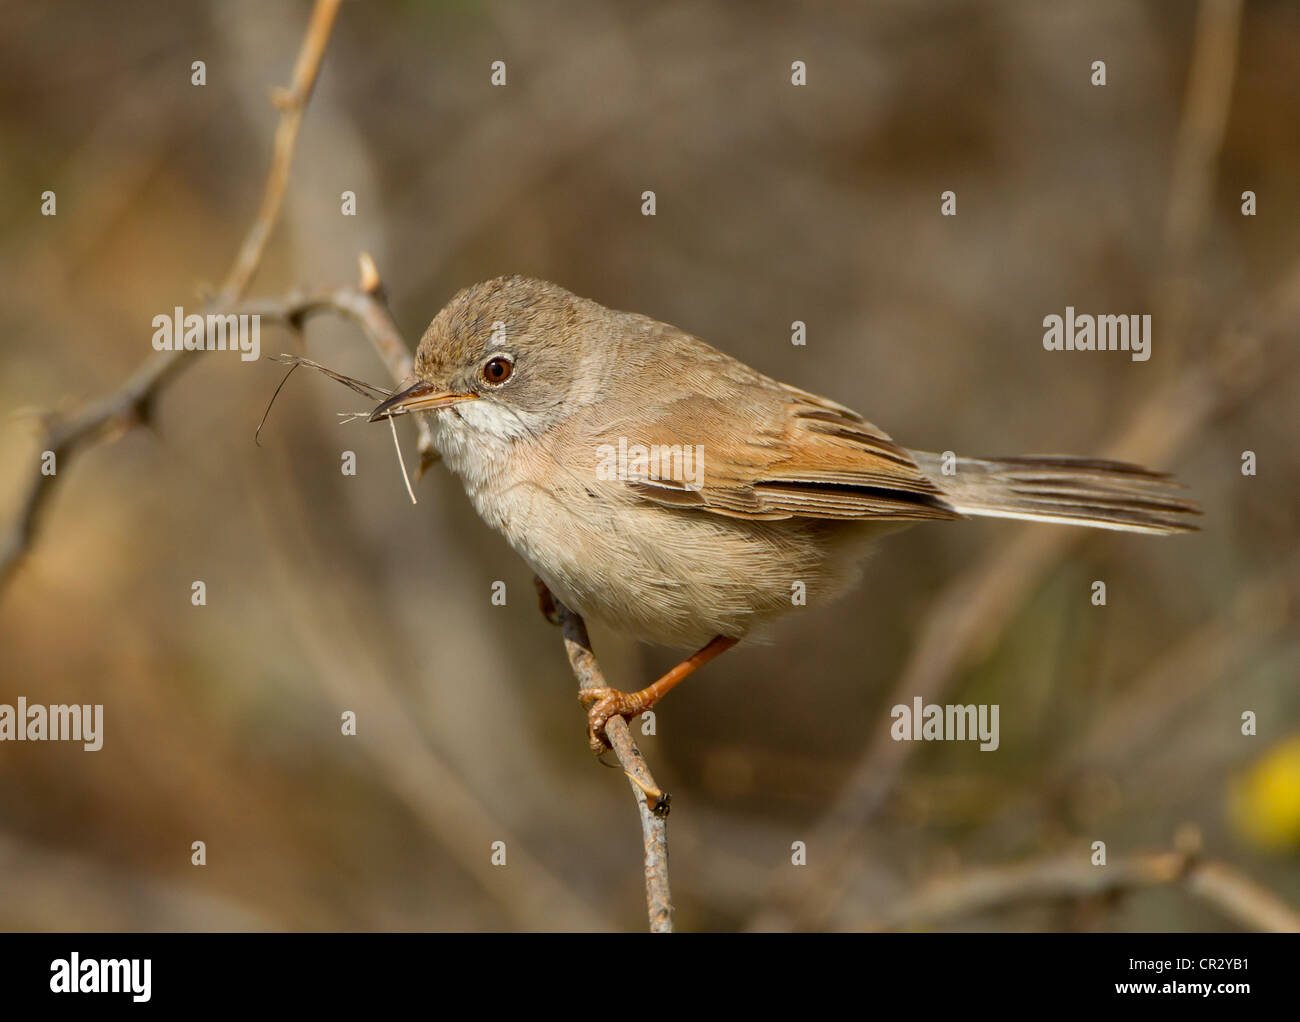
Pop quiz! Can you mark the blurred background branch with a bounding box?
[865,829,1300,933]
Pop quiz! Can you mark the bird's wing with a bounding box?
[602,378,961,522]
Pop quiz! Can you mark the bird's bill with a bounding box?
[368,379,477,421]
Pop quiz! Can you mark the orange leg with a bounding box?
[580,635,739,753]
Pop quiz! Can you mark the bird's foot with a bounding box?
[579,686,658,755]
[577,635,740,754]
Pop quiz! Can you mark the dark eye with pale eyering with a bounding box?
[481,355,513,385]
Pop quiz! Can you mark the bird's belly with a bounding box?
[475,474,878,648]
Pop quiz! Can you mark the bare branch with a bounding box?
[0,0,343,591]
[542,587,673,933]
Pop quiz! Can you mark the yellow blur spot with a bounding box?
[1230,736,1300,851]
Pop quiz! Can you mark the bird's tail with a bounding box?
[909,451,1200,535]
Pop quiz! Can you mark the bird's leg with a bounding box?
[533,576,563,626]
[580,635,738,754]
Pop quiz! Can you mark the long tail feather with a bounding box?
[909,452,1201,535]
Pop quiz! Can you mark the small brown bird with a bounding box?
[370,276,1199,750]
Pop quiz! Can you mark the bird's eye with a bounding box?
[482,356,513,385]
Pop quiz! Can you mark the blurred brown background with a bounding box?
[1,0,1298,931]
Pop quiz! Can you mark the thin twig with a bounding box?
[0,0,343,592]
[237,256,438,475]
[222,0,342,298]
[548,595,673,932]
